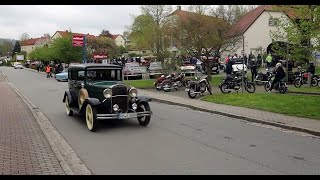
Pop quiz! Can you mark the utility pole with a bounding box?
[242,35,245,93]
[83,36,87,64]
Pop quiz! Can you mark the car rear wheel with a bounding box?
[137,102,151,126]
[65,96,73,116]
[86,104,98,132]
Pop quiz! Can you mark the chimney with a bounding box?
[177,5,181,10]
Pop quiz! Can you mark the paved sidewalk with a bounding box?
[0,74,66,175]
[138,89,320,137]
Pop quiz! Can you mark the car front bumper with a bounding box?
[96,111,152,120]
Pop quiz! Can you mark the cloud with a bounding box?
[0,5,141,40]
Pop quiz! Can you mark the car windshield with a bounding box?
[87,69,122,82]
[233,58,245,64]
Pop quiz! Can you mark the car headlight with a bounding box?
[132,103,137,110]
[128,87,138,98]
[103,88,112,98]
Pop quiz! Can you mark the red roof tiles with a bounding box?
[227,5,298,37]
[55,30,96,39]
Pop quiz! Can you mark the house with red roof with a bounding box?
[110,34,126,47]
[20,36,50,54]
[223,5,296,58]
[51,30,96,40]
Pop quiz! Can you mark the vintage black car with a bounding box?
[62,64,152,132]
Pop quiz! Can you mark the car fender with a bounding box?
[79,98,101,113]
[63,91,73,105]
[136,95,152,105]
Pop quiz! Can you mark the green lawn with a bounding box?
[124,79,155,89]
[288,86,320,94]
[201,93,320,120]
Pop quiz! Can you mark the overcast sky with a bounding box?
[0,5,144,40]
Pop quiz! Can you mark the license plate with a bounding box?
[118,113,137,119]
[185,88,189,91]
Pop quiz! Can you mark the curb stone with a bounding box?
[1,73,92,175]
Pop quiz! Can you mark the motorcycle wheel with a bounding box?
[278,84,287,94]
[163,82,171,92]
[264,82,271,91]
[155,83,162,91]
[318,80,320,88]
[311,77,318,87]
[220,83,231,94]
[187,87,197,98]
[255,75,264,85]
[245,82,256,93]
[293,79,302,88]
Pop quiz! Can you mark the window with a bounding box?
[70,69,77,80]
[269,17,278,26]
[87,69,122,81]
[78,71,85,81]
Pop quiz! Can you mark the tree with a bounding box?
[118,45,129,55]
[50,34,83,63]
[187,5,211,15]
[99,29,113,38]
[12,41,21,57]
[0,40,12,57]
[140,5,173,62]
[270,5,320,63]
[170,6,243,80]
[86,36,119,59]
[129,14,156,51]
[211,5,258,25]
[20,33,30,41]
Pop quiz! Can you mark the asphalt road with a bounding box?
[1,66,320,175]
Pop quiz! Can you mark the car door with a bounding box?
[68,68,79,104]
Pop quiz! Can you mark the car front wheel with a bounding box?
[86,104,98,132]
[65,95,73,116]
[137,102,151,126]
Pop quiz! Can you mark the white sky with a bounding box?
[0,5,142,40]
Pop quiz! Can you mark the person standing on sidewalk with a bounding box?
[266,53,273,70]
[250,58,257,82]
[45,65,51,78]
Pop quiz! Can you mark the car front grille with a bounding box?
[112,85,128,96]
[112,96,128,113]
[111,84,128,113]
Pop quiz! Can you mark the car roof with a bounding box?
[69,63,122,69]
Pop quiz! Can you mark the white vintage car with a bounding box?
[232,58,247,73]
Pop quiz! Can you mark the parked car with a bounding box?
[55,68,68,82]
[62,64,153,132]
[231,58,247,73]
[13,62,24,69]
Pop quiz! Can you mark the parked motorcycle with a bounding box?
[185,76,212,98]
[162,73,190,92]
[219,73,256,93]
[264,73,288,94]
[293,69,318,87]
[317,78,320,88]
[254,69,272,85]
[154,74,172,91]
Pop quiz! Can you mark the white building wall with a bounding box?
[115,36,125,46]
[222,11,290,59]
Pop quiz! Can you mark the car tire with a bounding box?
[85,104,98,132]
[65,95,73,116]
[137,102,151,126]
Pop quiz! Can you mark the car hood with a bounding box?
[87,81,124,88]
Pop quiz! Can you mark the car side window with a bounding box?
[70,69,77,80]
[78,71,85,81]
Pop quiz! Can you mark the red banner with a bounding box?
[72,35,84,47]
